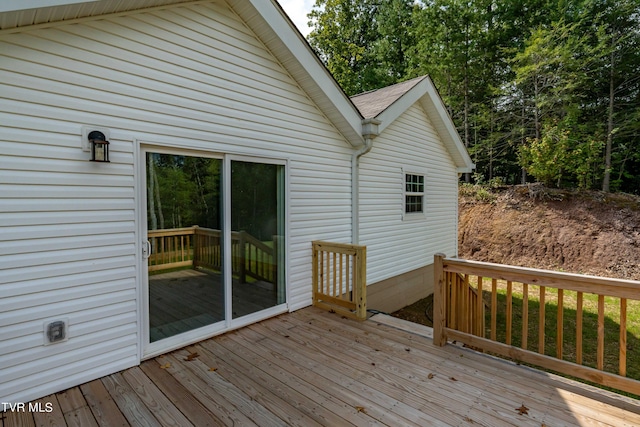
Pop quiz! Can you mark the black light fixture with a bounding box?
[88,130,110,162]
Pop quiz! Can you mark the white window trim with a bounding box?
[402,168,427,220]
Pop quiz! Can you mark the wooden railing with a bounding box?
[148,226,276,284]
[312,241,367,320]
[433,254,640,395]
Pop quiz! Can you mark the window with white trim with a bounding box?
[404,172,425,214]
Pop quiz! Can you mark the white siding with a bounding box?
[0,1,352,403]
[359,103,459,284]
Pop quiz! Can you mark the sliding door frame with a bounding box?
[137,142,290,359]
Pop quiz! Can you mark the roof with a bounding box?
[351,76,426,119]
[351,76,475,173]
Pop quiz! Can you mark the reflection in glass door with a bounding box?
[146,152,224,342]
[144,151,286,346]
[231,161,285,318]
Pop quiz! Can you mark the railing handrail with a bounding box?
[433,253,640,396]
[148,227,198,237]
[443,257,640,299]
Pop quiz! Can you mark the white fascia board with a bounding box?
[376,76,474,172]
[245,0,364,146]
[0,0,100,13]
[421,78,474,172]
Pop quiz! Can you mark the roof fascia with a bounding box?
[376,77,474,172]
[234,0,365,146]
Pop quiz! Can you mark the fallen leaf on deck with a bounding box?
[428,373,434,379]
[516,404,529,415]
[209,367,218,372]
[159,363,171,369]
[449,377,458,381]
[355,406,366,413]
[464,416,474,423]
[184,352,200,361]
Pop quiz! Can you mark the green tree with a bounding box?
[308,0,414,94]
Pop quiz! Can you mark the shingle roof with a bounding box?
[350,76,428,119]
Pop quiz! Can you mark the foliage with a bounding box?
[306,0,640,193]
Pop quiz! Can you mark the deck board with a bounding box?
[7,307,640,426]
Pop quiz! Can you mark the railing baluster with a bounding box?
[557,288,564,360]
[338,254,344,299]
[598,294,605,370]
[539,286,546,355]
[333,252,338,297]
[576,291,583,365]
[620,298,627,376]
[506,281,512,345]
[451,273,458,330]
[522,283,528,350]
[476,276,483,337]
[491,278,497,341]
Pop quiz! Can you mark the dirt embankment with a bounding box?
[458,185,640,281]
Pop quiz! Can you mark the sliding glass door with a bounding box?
[143,149,285,349]
[230,160,286,318]
[145,152,224,342]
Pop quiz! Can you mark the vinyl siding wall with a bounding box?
[359,103,459,285]
[0,1,352,403]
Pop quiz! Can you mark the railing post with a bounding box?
[192,225,200,268]
[354,246,367,320]
[433,253,447,346]
[239,231,246,283]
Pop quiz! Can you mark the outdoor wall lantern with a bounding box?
[88,130,110,162]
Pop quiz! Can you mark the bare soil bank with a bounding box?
[458,185,640,281]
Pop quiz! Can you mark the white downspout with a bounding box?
[352,119,380,244]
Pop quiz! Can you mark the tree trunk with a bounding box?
[602,49,615,193]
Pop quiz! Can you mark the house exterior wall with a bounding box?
[359,103,459,311]
[0,1,353,403]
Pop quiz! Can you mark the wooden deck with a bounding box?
[5,307,640,426]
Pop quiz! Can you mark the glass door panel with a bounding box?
[146,152,224,342]
[230,160,285,318]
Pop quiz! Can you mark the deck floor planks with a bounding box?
[352,312,640,426]
[279,315,519,426]
[292,309,629,427]
[100,372,162,427]
[79,380,130,427]
[56,387,98,427]
[9,306,640,427]
[364,314,640,426]
[195,339,325,427]
[222,325,388,427]
[251,317,456,426]
[199,335,351,426]
[160,351,280,427]
[138,359,227,427]
[31,395,66,427]
[119,367,194,427]
[3,410,35,427]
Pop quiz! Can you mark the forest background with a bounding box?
[306,0,640,194]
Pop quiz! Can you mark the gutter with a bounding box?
[352,119,381,244]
